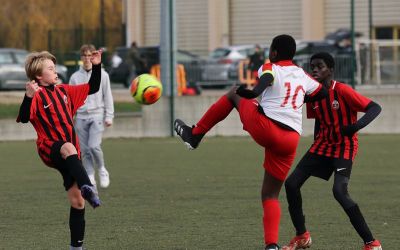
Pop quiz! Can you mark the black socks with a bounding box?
[345,204,374,243]
[69,207,85,247]
[65,154,92,188]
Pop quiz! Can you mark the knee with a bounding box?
[225,86,238,100]
[81,149,90,157]
[332,184,347,202]
[88,144,101,153]
[284,175,301,194]
[70,194,85,209]
[60,142,78,159]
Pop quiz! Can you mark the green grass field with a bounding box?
[0,135,399,249]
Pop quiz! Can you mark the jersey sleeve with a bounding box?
[16,94,37,123]
[29,95,39,120]
[338,84,371,112]
[62,84,90,114]
[306,102,316,119]
[257,62,275,80]
[305,75,322,96]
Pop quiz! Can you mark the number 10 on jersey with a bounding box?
[280,82,306,110]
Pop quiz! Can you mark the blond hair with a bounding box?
[25,51,57,81]
[80,44,96,55]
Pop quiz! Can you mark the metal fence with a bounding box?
[20,25,125,64]
[356,39,400,87]
[294,54,354,85]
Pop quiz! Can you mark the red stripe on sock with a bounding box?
[192,95,234,135]
[263,199,281,245]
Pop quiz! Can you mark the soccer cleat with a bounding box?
[174,119,204,150]
[81,184,101,208]
[98,168,110,188]
[282,231,312,250]
[363,240,382,250]
[265,243,280,250]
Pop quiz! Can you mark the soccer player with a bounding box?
[17,50,103,250]
[174,34,327,250]
[70,44,114,193]
[282,52,382,250]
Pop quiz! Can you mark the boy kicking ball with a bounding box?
[17,50,103,249]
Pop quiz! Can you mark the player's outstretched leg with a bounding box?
[174,119,204,150]
[281,231,312,250]
[363,239,382,250]
[80,185,101,208]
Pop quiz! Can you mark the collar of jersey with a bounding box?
[39,84,55,91]
[273,60,295,66]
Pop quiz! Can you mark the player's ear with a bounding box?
[269,50,278,61]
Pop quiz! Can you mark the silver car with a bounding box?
[0,48,68,90]
[199,44,269,88]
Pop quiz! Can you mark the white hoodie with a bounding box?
[69,66,114,123]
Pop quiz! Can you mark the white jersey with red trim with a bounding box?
[257,61,321,134]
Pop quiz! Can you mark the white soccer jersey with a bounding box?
[257,60,321,134]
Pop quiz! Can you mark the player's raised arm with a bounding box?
[17,81,41,123]
[88,49,102,94]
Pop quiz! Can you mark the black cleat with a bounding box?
[174,119,204,150]
[265,243,280,250]
[81,184,101,208]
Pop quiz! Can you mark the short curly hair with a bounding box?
[310,52,335,69]
[270,34,296,60]
[25,51,56,81]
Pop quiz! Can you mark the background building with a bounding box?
[125,0,400,55]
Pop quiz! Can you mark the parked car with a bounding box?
[199,44,269,88]
[294,40,353,84]
[0,48,68,90]
[107,46,203,88]
[295,40,342,56]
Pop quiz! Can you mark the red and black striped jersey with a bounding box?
[306,80,371,160]
[28,84,89,151]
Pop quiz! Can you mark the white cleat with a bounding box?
[98,168,110,188]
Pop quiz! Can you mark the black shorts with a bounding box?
[296,152,353,181]
[50,141,75,191]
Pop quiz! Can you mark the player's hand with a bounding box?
[105,120,113,127]
[25,80,41,98]
[90,49,103,65]
[341,124,358,137]
[236,84,257,99]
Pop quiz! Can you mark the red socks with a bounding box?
[192,95,234,135]
[263,199,281,245]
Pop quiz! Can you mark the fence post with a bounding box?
[25,24,30,51]
[350,0,356,88]
[121,23,126,47]
[75,24,83,49]
[48,29,52,52]
[79,23,83,47]
[100,0,105,47]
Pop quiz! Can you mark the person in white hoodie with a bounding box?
[70,44,114,193]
